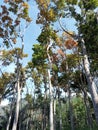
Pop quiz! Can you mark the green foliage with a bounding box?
[0,48,28,66]
[66,0,98,72]
[54,0,66,10]
[72,96,86,127]
[55,96,97,130]
[0,0,97,129]
[67,0,78,5]
[78,0,98,10]
[52,64,58,72]
[37,27,58,44]
[36,0,57,24]
[66,54,79,70]
[0,106,10,130]
[0,0,31,47]
[32,44,47,66]
[25,94,32,104]
[79,11,98,45]
[0,72,15,99]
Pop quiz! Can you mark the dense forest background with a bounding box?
[0,0,98,130]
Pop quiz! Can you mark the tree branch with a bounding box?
[58,16,79,39]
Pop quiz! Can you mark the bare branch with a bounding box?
[58,16,78,39]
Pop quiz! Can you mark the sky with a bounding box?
[0,1,41,72]
[23,1,41,62]
[0,0,77,68]
[22,1,77,64]
[0,0,79,77]
[0,1,41,105]
[0,0,78,105]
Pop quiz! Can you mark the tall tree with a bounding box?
[0,1,31,130]
[55,0,98,123]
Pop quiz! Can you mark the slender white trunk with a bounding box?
[48,69,54,130]
[81,39,98,123]
[68,88,74,130]
[12,81,21,130]
[53,98,56,130]
[43,78,48,130]
[47,40,54,130]
[6,112,12,130]
[59,100,62,130]
[6,97,16,130]
[50,100,54,130]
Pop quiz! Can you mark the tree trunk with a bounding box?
[6,111,12,130]
[57,88,62,130]
[83,89,93,127]
[6,99,15,130]
[68,88,74,130]
[43,77,48,130]
[59,100,62,130]
[47,40,54,130]
[81,39,98,123]
[12,81,21,130]
[53,99,56,130]
[48,69,54,130]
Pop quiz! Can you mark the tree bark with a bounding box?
[6,111,12,130]
[53,99,56,130]
[59,100,62,130]
[48,69,54,130]
[81,39,98,123]
[43,78,48,130]
[12,81,21,130]
[12,54,21,130]
[6,99,15,130]
[68,88,74,130]
[58,12,98,123]
[83,89,93,127]
[47,40,54,130]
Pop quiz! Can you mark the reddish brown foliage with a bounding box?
[65,39,78,49]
